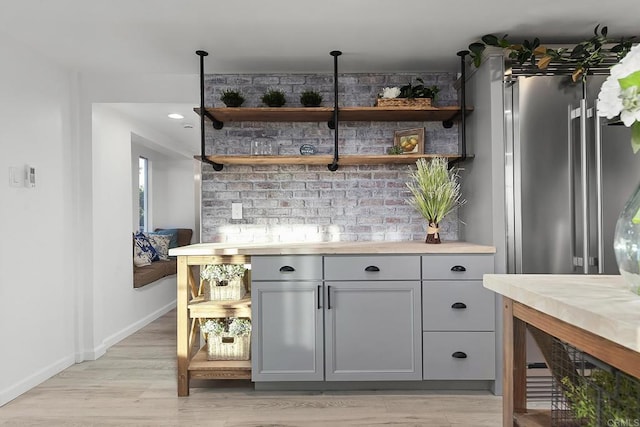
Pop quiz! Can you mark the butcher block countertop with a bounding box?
[169,241,496,256]
[483,274,640,353]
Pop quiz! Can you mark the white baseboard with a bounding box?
[1,300,176,407]
[100,300,176,353]
[0,354,75,407]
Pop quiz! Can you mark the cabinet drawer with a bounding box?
[422,332,495,380]
[324,255,420,281]
[251,255,323,281]
[422,255,493,280]
[422,281,495,331]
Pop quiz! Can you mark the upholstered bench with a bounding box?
[133,228,193,288]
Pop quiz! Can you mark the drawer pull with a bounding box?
[451,302,467,309]
[450,265,467,272]
[452,351,468,359]
[327,285,332,310]
[364,265,380,272]
[279,265,295,272]
[317,285,322,309]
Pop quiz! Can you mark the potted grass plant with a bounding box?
[300,90,323,107]
[405,157,465,243]
[261,89,287,107]
[220,89,245,107]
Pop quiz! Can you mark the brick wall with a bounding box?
[201,72,461,243]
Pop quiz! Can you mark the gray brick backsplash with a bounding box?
[201,72,461,243]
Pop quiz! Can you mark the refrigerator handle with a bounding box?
[568,104,577,271]
[580,98,590,274]
[594,100,604,274]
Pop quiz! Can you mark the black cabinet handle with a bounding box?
[451,302,467,309]
[327,285,332,309]
[450,265,466,272]
[317,285,322,309]
[279,265,295,272]
[365,265,380,272]
[452,351,468,359]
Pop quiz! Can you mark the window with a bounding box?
[139,157,148,231]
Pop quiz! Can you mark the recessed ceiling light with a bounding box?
[168,113,184,119]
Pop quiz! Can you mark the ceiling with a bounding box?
[2,0,637,154]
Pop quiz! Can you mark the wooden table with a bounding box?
[483,274,640,426]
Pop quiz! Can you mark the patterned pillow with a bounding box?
[146,233,171,261]
[153,228,179,249]
[133,237,153,267]
[134,231,159,262]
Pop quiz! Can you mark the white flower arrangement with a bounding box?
[597,43,640,153]
[379,86,401,99]
[201,264,246,282]
[201,318,251,337]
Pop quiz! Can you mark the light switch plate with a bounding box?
[9,167,22,187]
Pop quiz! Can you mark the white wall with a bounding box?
[0,38,197,406]
[0,35,77,405]
[90,105,194,357]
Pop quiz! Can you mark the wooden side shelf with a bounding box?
[189,295,252,318]
[198,153,467,166]
[188,346,252,380]
[197,106,471,124]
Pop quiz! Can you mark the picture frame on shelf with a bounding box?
[393,128,425,154]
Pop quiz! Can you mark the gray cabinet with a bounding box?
[421,254,496,381]
[324,280,422,381]
[324,255,422,381]
[253,254,422,382]
[251,256,323,382]
[251,281,323,381]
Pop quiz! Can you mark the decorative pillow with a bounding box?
[146,233,171,261]
[134,231,159,262]
[153,228,179,248]
[133,237,153,267]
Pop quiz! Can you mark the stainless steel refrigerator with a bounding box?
[505,74,635,277]
[503,74,635,398]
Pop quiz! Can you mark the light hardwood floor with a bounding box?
[0,310,502,426]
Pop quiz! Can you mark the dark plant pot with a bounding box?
[266,103,285,108]
[302,102,322,107]
[425,222,441,244]
[223,100,243,108]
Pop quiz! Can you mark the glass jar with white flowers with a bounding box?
[200,264,247,301]
[598,43,640,294]
[200,317,251,361]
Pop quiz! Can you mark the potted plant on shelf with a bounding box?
[376,78,439,107]
[201,317,252,361]
[300,90,323,107]
[200,264,247,300]
[406,157,465,243]
[220,89,245,107]
[261,89,287,107]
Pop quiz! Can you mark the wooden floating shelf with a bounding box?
[197,154,466,166]
[188,295,252,318]
[196,106,471,124]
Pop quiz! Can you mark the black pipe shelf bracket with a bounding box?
[448,50,469,170]
[328,50,342,172]
[196,50,223,171]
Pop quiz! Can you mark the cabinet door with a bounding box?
[251,282,324,381]
[324,281,422,381]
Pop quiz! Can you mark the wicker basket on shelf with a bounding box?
[375,98,432,107]
[206,335,250,361]
[203,277,246,301]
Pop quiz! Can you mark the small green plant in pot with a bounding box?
[220,89,245,107]
[300,90,323,107]
[406,157,465,243]
[261,89,286,107]
[399,78,440,101]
